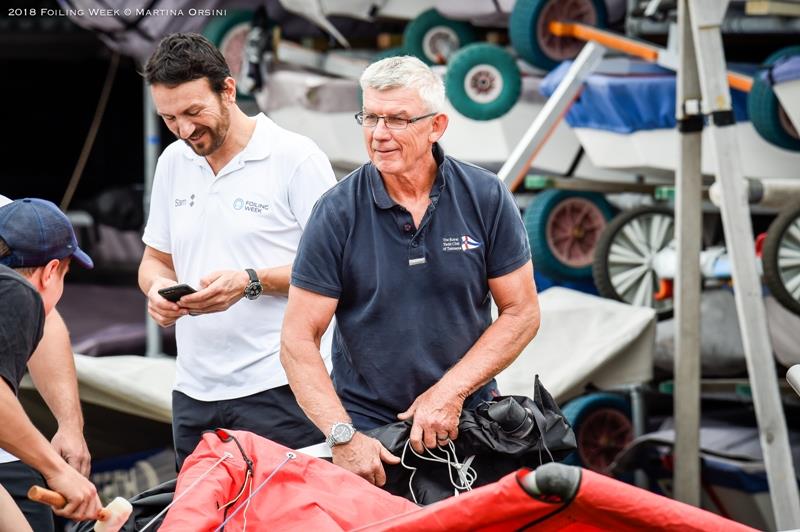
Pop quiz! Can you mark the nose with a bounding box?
[177,118,196,140]
[372,118,392,140]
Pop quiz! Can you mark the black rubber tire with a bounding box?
[202,10,254,99]
[445,43,522,120]
[561,393,631,471]
[592,205,675,320]
[763,202,800,316]
[524,189,615,281]
[748,45,800,152]
[403,8,476,65]
[510,0,608,71]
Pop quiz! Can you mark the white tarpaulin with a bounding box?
[495,287,656,403]
[71,354,175,424]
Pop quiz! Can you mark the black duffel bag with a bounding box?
[365,375,576,505]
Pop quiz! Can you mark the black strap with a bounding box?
[678,115,704,133]
[530,406,555,465]
[710,110,735,127]
[245,268,259,284]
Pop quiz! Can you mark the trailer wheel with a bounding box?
[445,44,521,120]
[593,206,675,319]
[748,46,800,152]
[510,0,607,71]
[525,190,614,281]
[562,393,632,473]
[403,9,476,65]
[203,10,255,99]
[763,202,800,316]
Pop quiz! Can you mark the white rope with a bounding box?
[213,452,296,532]
[400,440,477,504]
[140,452,234,532]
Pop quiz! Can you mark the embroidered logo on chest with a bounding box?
[174,194,195,208]
[442,235,482,252]
[233,197,270,215]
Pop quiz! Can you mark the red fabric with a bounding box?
[361,469,759,532]
[159,430,418,532]
[160,430,758,531]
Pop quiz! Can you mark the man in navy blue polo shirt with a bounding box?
[281,56,540,486]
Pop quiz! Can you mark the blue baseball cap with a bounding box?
[0,198,93,269]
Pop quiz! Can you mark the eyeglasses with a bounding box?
[355,111,437,129]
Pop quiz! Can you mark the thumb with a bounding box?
[379,445,401,465]
[397,404,415,421]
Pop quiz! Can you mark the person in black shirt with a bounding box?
[0,199,102,529]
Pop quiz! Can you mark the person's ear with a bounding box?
[223,77,237,104]
[40,259,62,288]
[429,113,448,143]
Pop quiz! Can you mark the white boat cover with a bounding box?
[71,354,175,424]
[59,288,655,427]
[495,287,656,403]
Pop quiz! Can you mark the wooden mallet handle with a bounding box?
[27,486,109,520]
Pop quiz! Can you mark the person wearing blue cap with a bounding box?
[0,198,102,529]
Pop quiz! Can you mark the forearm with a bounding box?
[138,250,177,295]
[440,301,540,399]
[280,337,350,434]
[255,264,291,296]
[28,309,82,431]
[0,384,68,479]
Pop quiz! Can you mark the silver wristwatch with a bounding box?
[326,422,356,447]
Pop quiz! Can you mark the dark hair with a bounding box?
[144,32,231,93]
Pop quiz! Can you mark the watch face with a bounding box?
[333,423,354,443]
[245,282,263,300]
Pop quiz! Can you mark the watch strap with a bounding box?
[245,268,259,284]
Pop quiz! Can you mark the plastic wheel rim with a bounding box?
[463,64,504,103]
[545,197,607,268]
[777,216,800,304]
[607,212,674,311]
[577,407,633,473]
[537,0,598,61]
[422,26,459,64]
[219,22,250,81]
[778,106,800,140]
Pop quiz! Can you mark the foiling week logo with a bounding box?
[233,197,269,214]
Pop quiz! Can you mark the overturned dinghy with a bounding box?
[79,431,757,531]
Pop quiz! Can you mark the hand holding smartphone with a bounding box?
[157,284,197,303]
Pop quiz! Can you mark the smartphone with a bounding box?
[158,283,197,303]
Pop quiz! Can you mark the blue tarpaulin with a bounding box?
[540,61,751,133]
[769,55,800,85]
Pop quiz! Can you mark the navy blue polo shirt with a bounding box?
[291,144,531,429]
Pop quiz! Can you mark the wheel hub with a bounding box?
[537,0,599,61]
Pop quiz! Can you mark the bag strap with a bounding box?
[530,405,555,465]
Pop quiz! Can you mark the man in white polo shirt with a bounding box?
[138,33,336,468]
[0,194,92,531]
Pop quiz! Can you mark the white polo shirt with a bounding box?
[0,194,17,464]
[143,114,336,401]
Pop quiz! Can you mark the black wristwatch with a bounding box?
[243,268,263,300]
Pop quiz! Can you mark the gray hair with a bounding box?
[359,56,445,113]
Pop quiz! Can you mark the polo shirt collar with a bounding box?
[181,112,272,165]
[369,143,448,210]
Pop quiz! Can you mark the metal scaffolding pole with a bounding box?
[685,0,800,527]
[497,42,606,190]
[143,77,163,358]
[672,0,703,507]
